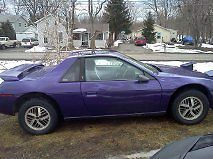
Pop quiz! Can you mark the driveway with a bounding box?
[0,47,27,54]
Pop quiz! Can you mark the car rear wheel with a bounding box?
[18,98,59,135]
[171,90,209,125]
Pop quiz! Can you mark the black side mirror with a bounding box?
[137,74,149,83]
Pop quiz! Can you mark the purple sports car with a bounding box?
[0,50,213,135]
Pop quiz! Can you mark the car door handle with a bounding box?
[85,91,97,97]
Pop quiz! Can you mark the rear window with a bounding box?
[22,39,31,42]
[25,66,55,79]
[138,37,145,40]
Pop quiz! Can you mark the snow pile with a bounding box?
[145,61,213,73]
[109,149,160,159]
[114,40,124,47]
[144,43,212,53]
[25,46,48,52]
[25,46,56,52]
[201,43,213,48]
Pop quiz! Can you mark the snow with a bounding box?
[144,61,213,73]
[25,46,48,52]
[73,28,87,33]
[201,43,213,48]
[144,43,213,53]
[109,149,160,159]
[24,46,57,53]
[114,40,124,47]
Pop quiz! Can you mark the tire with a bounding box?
[13,43,16,48]
[18,98,59,135]
[171,90,209,125]
[1,45,6,50]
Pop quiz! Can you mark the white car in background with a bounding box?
[21,38,39,48]
[0,37,19,49]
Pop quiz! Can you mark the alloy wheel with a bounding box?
[178,97,203,121]
[24,106,51,131]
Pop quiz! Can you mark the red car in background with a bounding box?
[134,37,146,46]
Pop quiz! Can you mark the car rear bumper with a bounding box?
[0,96,16,115]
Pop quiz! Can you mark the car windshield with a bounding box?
[120,54,159,74]
[22,39,30,42]
[0,38,5,41]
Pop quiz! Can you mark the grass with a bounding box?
[0,111,213,159]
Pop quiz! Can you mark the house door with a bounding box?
[82,33,89,46]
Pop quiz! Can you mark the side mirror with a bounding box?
[137,74,149,83]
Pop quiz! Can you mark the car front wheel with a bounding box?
[171,90,209,125]
[18,98,58,135]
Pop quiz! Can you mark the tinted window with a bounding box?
[62,60,80,82]
[85,57,143,81]
[22,38,30,42]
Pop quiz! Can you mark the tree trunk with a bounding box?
[68,2,75,50]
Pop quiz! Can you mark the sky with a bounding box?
[1,0,147,21]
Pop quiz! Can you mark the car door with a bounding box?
[81,56,162,116]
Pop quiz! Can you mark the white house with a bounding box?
[16,25,38,41]
[154,24,177,43]
[35,14,109,48]
[129,24,178,43]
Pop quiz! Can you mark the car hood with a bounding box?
[153,64,212,80]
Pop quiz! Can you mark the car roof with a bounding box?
[67,49,124,58]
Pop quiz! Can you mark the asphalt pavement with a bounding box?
[0,45,213,62]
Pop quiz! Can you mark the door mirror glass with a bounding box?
[137,74,149,82]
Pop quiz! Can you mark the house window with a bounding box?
[73,33,80,40]
[59,32,63,42]
[96,33,103,40]
[156,32,161,39]
[44,37,48,43]
[19,23,21,27]
[25,23,27,27]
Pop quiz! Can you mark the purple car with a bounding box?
[0,50,213,135]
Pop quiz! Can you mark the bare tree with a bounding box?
[88,0,107,49]
[145,0,179,27]
[178,0,213,46]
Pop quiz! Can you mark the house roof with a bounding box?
[0,14,28,23]
[75,22,109,32]
[35,14,53,24]
[154,24,177,32]
[35,14,109,32]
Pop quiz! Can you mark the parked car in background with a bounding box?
[21,38,39,48]
[151,134,213,159]
[182,36,194,45]
[0,50,213,135]
[134,36,146,46]
[0,37,19,50]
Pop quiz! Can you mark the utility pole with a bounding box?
[68,0,77,50]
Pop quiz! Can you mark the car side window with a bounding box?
[61,59,80,82]
[85,57,144,81]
